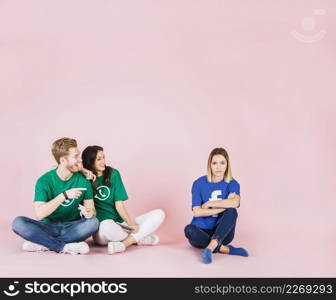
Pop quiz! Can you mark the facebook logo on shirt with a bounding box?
[209,190,222,217]
[190,176,240,230]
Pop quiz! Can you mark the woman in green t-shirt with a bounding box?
[82,145,165,254]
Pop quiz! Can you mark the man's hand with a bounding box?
[81,168,96,181]
[65,188,87,199]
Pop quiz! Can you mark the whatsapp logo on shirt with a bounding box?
[94,186,110,201]
[61,198,75,207]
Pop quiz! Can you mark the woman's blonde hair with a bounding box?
[206,147,233,183]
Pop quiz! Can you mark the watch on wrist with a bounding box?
[62,191,69,200]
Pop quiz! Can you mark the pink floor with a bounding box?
[1,220,335,278]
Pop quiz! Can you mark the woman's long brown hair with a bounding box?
[81,146,113,192]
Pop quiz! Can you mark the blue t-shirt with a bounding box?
[190,176,240,230]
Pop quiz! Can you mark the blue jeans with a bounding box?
[12,216,99,253]
[184,208,237,253]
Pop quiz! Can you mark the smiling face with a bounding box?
[210,154,227,180]
[60,147,82,173]
[94,150,106,174]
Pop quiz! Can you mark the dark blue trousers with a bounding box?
[184,208,237,253]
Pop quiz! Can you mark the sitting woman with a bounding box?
[81,145,165,254]
[184,147,248,264]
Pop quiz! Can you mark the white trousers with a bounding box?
[93,209,165,245]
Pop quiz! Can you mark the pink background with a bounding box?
[0,0,335,277]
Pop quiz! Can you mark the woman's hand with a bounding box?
[128,224,140,233]
[228,192,236,199]
[78,206,95,218]
[81,168,96,181]
[201,201,211,209]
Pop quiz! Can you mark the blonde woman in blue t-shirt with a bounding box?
[184,148,248,264]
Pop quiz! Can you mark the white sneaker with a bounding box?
[137,234,159,246]
[61,242,90,255]
[22,241,49,252]
[108,241,126,254]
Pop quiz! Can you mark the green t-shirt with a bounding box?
[34,169,94,222]
[94,169,128,222]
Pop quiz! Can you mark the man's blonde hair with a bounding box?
[51,137,77,164]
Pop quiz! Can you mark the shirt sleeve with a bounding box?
[191,180,202,208]
[229,180,240,207]
[228,180,240,196]
[84,180,94,200]
[113,170,129,201]
[34,179,49,202]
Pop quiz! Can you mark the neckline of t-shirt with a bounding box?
[208,180,226,184]
[54,168,75,182]
[205,177,232,184]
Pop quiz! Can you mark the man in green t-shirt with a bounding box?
[12,138,99,254]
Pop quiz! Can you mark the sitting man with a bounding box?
[12,137,99,254]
